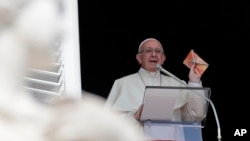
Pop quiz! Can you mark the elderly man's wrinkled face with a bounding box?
[136,39,166,72]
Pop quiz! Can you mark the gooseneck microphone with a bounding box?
[156,64,222,141]
[156,64,187,86]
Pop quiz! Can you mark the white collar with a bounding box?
[138,67,160,78]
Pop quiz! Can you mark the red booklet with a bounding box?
[183,49,209,76]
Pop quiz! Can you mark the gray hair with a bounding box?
[138,38,164,54]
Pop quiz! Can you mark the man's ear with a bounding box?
[161,54,166,65]
[136,54,142,64]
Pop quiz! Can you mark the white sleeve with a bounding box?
[182,81,207,121]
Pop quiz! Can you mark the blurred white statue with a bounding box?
[47,93,146,141]
[0,0,64,140]
[0,0,146,141]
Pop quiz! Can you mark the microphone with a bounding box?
[156,64,222,141]
[156,64,187,87]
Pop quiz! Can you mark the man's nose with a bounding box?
[151,50,157,56]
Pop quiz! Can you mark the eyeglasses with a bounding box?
[139,48,163,54]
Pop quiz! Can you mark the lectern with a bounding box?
[140,86,211,141]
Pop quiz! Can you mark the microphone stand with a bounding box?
[157,64,222,141]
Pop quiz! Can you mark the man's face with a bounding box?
[136,39,166,72]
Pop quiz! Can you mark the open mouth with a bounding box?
[149,60,158,64]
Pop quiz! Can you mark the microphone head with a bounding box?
[156,64,161,69]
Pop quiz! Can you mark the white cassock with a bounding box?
[105,67,207,141]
